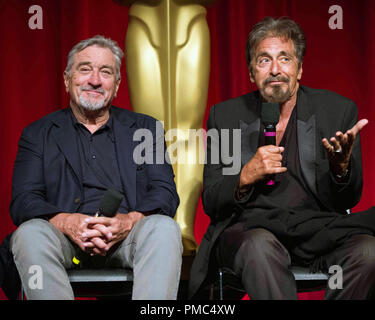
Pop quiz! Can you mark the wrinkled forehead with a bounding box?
[72,45,116,68]
[254,36,296,58]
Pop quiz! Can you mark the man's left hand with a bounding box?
[322,119,368,177]
[81,211,145,256]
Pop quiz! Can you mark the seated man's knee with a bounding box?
[237,228,288,261]
[144,215,181,237]
[240,228,279,251]
[11,219,61,257]
[139,214,183,252]
[349,235,375,270]
[12,219,49,247]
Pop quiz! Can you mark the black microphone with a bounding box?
[261,102,280,186]
[72,189,124,266]
[94,189,124,218]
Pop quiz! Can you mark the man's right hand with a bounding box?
[49,212,99,253]
[238,145,287,191]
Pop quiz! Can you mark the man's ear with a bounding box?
[114,78,121,97]
[249,69,255,83]
[297,63,303,81]
[63,71,70,92]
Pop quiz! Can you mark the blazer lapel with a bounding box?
[112,109,137,211]
[240,118,260,167]
[296,88,318,197]
[51,109,82,185]
[239,93,262,167]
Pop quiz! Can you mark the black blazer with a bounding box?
[10,106,179,226]
[188,85,363,298]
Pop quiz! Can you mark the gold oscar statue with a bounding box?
[116,0,214,255]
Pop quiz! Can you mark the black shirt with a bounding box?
[70,109,129,215]
[240,106,322,221]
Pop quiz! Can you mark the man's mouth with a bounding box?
[83,90,103,97]
[80,86,105,97]
[264,77,289,86]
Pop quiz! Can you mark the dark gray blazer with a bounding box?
[188,85,363,298]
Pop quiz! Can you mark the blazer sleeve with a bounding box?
[134,119,180,218]
[202,106,249,223]
[328,100,363,210]
[9,126,62,226]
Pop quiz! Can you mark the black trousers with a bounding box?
[216,223,375,299]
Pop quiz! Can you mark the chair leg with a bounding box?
[209,284,214,300]
[20,284,24,300]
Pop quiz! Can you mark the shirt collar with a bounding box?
[69,107,115,142]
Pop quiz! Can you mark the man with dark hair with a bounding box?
[10,35,182,300]
[189,17,375,299]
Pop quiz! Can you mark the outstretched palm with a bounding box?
[322,119,368,176]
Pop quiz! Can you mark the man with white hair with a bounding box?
[10,35,182,300]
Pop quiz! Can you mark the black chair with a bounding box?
[210,266,328,300]
[209,209,352,300]
[20,268,134,300]
[68,268,134,298]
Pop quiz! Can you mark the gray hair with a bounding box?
[65,35,124,81]
[246,17,306,74]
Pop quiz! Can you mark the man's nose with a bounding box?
[270,60,281,76]
[88,70,101,87]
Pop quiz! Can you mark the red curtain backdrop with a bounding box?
[0,0,374,300]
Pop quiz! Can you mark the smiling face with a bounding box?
[249,37,302,103]
[64,45,120,112]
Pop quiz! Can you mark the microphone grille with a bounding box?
[261,103,280,125]
[99,189,124,217]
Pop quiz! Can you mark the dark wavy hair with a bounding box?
[246,17,306,75]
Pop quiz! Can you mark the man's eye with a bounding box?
[101,70,112,76]
[258,58,270,64]
[80,67,90,73]
[280,57,290,62]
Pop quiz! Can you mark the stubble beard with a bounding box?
[263,84,292,103]
[78,86,108,111]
